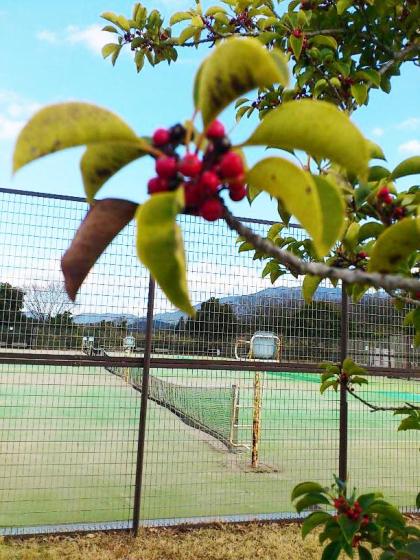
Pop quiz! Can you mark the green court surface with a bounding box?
[0,364,418,529]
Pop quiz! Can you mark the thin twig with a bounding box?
[346,386,419,412]
[223,208,420,292]
[386,290,420,307]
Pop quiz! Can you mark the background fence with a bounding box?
[0,188,418,535]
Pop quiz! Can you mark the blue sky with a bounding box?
[0,0,419,221]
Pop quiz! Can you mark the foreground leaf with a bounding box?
[136,189,194,315]
[81,140,150,202]
[196,37,288,126]
[243,99,369,178]
[291,481,326,501]
[14,102,137,172]
[302,512,332,538]
[321,541,341,560]
[368,217,420,273]
[62,199,138,300]
[313,176,346,252]
[302,275,322,304]
[246,158,329,256]
[391,156,420,180]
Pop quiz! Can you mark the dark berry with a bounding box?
[169,123,186,143]
[206,120,225,139]
[292,28,302,38]
[200,198,224,221]
[152,128,171,147]
[219,151,244,178]
[229,184,247,201]
[148,177,168,195]
[156,156,177,179]
[178,154,202,177]
[213,136,232,155]
[393,206,405,219]
[199,171,220,194]
[184,182,201,207]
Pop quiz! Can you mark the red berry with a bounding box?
[414,291,420,300]
[358,252,368,259]
[152,128,170,147]
[230,184,247,201]
[156,156,177,179]
[199,171,220,194]
[200,198,224,221]
[378,186,393,204]
[206,120,225,139]
[393,206,405,219]
[219,151,244,178]
[178,154,202,177]
[292,28,302,38]
[148,177,168,195]
[184,182,201,207]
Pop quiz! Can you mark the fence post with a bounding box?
[132,276,156,536]
[339,283,349,483]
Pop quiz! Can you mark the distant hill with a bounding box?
[73,286,388,330]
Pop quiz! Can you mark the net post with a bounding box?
[229,384,240,450]
[132,276,155,537]
[251,371,262,469]
[339,283,349,484]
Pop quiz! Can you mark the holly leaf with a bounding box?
[136,189,194,315]
[62,199,138,301]
[195,37,288,126]
[368,217,420,273]
[81,140,150,202]
[246,157,333,256]
[13,102,137,172]
[243,100,369,178]
[391,156,420,180]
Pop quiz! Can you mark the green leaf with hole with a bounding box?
[303,275,322,304]
[246,157,330,256]
[136,189,194,315]
[81,140,150,202]
[291,481,326,501]
[391,156,420,180]
[368,217,420,273]
[313,176,346,252]
[243,100,368,178]
[13,102,137,173]
[302,512,332,539]
[195,37,288,126]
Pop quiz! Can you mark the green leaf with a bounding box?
[178,25,197,44]
[136,189,194,315]
[343,357,355,372]
[102,43,118,59]
[290,35,303,60]
[358,546,373,560]
[343,222,360,250]
[291,481,326,501]
[368,165,390,181]
[358,221,384,242]
[368,217,420,273]
[81,140,149,202]
[246,158,329,256]
[310,35,338,50]
[358,493,382,511]
[244,100,369,178]
[295,493,331,513]
[398,415,420,431]
[302,512,332,539]
[135,51,145,73]
[336,0,352,14]
[338,514,360,543]
[350,376,368,385]
[321,541,342,560]
[391,156,420,180]
[303,275,322,304]
[170,11,192,25]
[366,501,405,526]
[367,141,386,161]
[195,37,288,126]
[313,176,345,251]
[101,12,131,31]
[351,83,368,105]
[13,102,137,173]
[320,379,338,394]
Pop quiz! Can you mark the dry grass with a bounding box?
[0,523,332,560]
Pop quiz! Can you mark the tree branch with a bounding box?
[346,386,420,412]
[378,42,420,75]
[386,290,420,307]
[223,208,420,292]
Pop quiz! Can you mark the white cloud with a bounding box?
[372,127,384,138]
[37,24,110,55]
[398,139,420,155]
[0,91,41,142]
[397,117,420,131]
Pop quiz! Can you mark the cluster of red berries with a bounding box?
[148,120,247,222]
[377,186,406,221]
[333,497,363,521]
[289,29,309,50]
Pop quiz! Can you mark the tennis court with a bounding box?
[0,362,418,530]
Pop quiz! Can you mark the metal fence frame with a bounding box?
[0,187,418,536]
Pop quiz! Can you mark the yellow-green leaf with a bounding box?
[136,189,194,315]
[303,275,322,304]
[391,156,420,180]
[102,43,117,59]
[178,25,197,44]
[368,217,420,273]
[290,35,303,60]
[196,37,289,126]
[343,222,360,251]
[170,11,192,25]
[13,102,137,173]
[313,176,346,251]
[81,140,149,203]
[310,35,338,50]
[246,157,330,256]
[351,83,368,105]
[367,140,386,161]
[243,100,369,178]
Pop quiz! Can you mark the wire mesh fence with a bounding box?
[0,188,418,535]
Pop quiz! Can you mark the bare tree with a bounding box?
[25,282,74,322]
